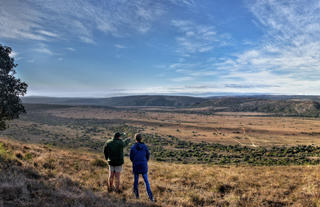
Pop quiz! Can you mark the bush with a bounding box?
[91,159,108,167]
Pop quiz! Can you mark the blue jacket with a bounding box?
[130,142,150,174]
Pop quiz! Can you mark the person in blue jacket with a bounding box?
[130,133,153,201]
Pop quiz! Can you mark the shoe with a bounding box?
[150,198,156,202]
[115,189,123,194]
[133,189,139,199]
[107,186,114,192]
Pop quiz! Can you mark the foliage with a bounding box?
[0,45,28,130]
[1,138,320,207]
[144,134,320,165]
[1,104,320,166]
[91,158,108,167]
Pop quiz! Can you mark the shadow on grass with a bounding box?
[0,158,159,207]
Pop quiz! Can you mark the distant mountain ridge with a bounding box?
[196,97,320,117]
[22,95,320,116]
[22,95,206,107]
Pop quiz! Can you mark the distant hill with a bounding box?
[22,95,206,107]
[196,97,320,116]
[22,95,320,116]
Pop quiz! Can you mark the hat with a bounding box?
[114,132,125,139]
[114,132,121,139]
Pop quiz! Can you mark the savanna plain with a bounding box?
[1,103,320,206]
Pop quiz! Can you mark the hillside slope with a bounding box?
[22,95,320,116]
[1,138,320,207]
[196,97,320,116]
[22,95,205,107]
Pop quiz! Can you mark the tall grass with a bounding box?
[0,138,320,207]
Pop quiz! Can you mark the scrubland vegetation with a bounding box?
[1,103,320,206]
[1,138,320,207]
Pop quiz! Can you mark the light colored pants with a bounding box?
[109,165,123,172]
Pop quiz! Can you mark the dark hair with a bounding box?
[135,133,142,142]
[114,132,121,139]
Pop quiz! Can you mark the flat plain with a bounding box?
[10,104,320,146]
[1,103,320,206]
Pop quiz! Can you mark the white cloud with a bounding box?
[169,0,194,7]
[0,0,188,43]
[33,44,54,55]
[114,44,126,49]
[66,47,75,52]
[171,76,194,82]
[0,0,46,40]
[192,0,320,94]
[79,36,95,44]
[37,30,59,37]
[172,20,225,55]
[241,0,320,75]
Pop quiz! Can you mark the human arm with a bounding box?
[122,137,131,147]
[146,146,150,161]
[130,147,135,162]
[103,143,108,161]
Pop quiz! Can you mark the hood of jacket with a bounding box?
[134,142,146,151]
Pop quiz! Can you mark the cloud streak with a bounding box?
[172,0,320,94]
[0,0,192,43]
[172,20,226,55]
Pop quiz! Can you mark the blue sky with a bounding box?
[1,0,320,97]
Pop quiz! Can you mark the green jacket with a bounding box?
[103,137,131,166]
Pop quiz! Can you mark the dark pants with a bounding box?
[133,173,153,201]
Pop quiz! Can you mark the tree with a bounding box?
[0,45,28,130]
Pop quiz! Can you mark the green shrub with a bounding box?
[0,142,13,160]
[91,158,108,167]
[43,159,55,169]
[23,152,33,161]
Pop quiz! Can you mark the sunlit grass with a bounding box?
[1,137,320,207]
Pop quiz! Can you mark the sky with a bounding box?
[1,0,320,97]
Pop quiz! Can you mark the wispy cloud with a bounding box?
[169,0,195,7]
[191,0,320,94]
[0,0,192,43]
[33,44,54,55]
[37,30,59,38]
[168,19,231,84]
[66,47,75,52]
[171,76,194,82]
[172,20,224,54]
[238,0,320,75]
[114,44,126,49]
[0,0,46,40]
[79,36,95,44]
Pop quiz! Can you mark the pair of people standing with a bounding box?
[103,132,153,201]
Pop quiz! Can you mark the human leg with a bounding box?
[108,167,115,190]
[115,172,121,191]
[133,173,139,198]
[142,173,153,201]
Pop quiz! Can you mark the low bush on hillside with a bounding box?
[1,138,320,207]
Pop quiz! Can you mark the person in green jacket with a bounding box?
[103,132,131,192]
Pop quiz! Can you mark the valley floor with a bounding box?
[1,138,320,207]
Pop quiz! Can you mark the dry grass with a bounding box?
[1,138,320,207]
[48,106,320,147]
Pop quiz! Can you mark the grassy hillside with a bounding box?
[196,97,320,117]
[3,106,320,165]
[1,138,320,207]
[22,95,205,107]
[22,95,320,116]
